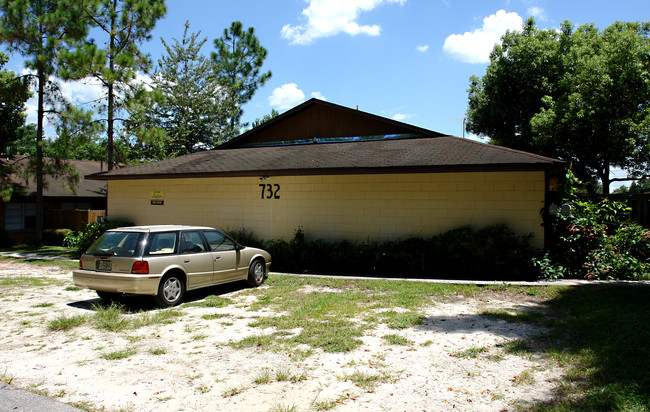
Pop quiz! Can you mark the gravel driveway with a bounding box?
[0,260,565,411]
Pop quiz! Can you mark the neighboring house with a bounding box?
[1,156,108,244]
[87,99,565,249]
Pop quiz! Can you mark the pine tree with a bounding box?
[212,21,272,138]
[69,0,166,169]
[0,0,91,245]
[149,21,228,158]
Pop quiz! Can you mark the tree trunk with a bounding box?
[601,161,611,195]
[107,0,116,170]
[35,67,45,247]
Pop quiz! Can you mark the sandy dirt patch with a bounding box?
[0,260,565,411]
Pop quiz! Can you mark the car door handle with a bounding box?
[214,257,221,261]
[184,260,191,264]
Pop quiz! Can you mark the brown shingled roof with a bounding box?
[87,136,564,181]
[2,156,107,197]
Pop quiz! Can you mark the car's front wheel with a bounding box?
[153,273,185,307]
[246,259,265,287]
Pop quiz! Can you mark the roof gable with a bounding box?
[218,99,444,149]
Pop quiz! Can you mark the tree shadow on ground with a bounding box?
[494,284,650,411]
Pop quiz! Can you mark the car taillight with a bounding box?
[79,259,83,270]
[132,261,149,274]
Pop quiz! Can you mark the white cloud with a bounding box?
[442,9,523,64]
[527,6,547,21]
[393,113,411,121]
[416,44,429,52]
[311,91,327,101]
[281,0,406,45]
[269,83,306,110]
[19,70,153,138]
[58,77,105,105]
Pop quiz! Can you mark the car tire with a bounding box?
[96,291,122,301]
[246,259,265,287]
[153,274,185,307]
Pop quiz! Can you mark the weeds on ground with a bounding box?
[100,347,136,360]
[48,314,87,331]
[342,370,396,392]
[382,334,411,346]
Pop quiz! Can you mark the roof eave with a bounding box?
[86,162,566,181]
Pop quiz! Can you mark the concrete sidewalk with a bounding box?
[0,383,82,411]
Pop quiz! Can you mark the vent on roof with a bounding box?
[240,133,426,148]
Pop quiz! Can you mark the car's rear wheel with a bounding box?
[153,274,185,307]
[247,259,265,287]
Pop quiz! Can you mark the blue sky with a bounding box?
[142,0,647,138]
[3,0,649,140]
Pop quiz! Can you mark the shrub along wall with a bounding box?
[232,224,538,281]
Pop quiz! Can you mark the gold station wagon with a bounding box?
[73,225,271,307]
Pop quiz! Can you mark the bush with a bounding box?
[42,229,72,246]
[536,189,650,280]
[64,220,133,253]
[264,224,537,280]
[583,224,650,280]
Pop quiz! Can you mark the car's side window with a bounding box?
[203,230,237,252]
[180,231,208,254]
[147,232,178,255]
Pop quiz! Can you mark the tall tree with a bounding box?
[0,51,29,155]
[68,0,166,169]
[466,19,650,194]
[0,0,91,244]
[146,21,227,159]
[212,21,272,138]
[0,51,30,201]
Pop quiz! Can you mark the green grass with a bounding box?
[2,245,78,257]
[100,347,136,360]
[131,308,183,328]
[342,370,396,392]
[0,275,62,288]
[0,254,78,271]
[236,276,483,353]
[185,295,233,308]
[93,303,131,332]
[382,334,411,346]
[48,314,87,331]
[453,346,489,358]
[235,276,558,354]
[495,284,650,411]
[148,347,167,355]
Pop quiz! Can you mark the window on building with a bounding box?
[5,203,36,231]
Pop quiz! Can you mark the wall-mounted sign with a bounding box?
[151,190,164,206]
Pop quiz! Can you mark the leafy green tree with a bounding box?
[0,0,91,244]
[67,0,166,169]
[0,51,29,154]
[0,51,30,201]
[251,109,280,129]
[146,22,228,159]
[212,21,272,138]
[466,19,650,194]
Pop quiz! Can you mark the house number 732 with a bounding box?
[259,183,280,199]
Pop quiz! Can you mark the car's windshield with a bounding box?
[87,231,144,257]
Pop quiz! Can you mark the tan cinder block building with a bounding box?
[89,100,564,249]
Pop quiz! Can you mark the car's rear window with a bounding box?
[87,231,144,257]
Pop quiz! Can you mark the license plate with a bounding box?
[97,260,112,271]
